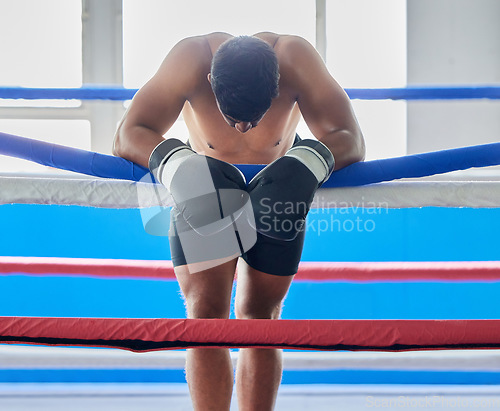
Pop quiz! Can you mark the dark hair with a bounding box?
[210,36,279,122]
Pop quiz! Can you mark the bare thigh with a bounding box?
[175,258,238,319]
[234,259,294,320]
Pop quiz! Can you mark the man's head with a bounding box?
[210,36,280,129]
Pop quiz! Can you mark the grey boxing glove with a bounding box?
[247,139,334,240]
[149,138,249,236]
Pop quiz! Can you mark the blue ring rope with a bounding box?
[1,132,499,188]
[1,86,500,101]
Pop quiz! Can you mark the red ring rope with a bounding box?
[1,317,499,352]
[0,256,175,279]
[2,258,500,351]
[1,257,500,282]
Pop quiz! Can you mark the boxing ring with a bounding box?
[1,86,500,409]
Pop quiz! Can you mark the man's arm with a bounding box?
[113,37,209,168]
[280,36,365,170]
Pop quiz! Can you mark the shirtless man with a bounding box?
[113,32,365,411]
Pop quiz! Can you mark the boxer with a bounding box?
[114,32,365,411]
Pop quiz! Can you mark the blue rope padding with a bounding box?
[0,87,137,101]
[346,86,500,100]
[0,132,149,181]
[0,86,500,101]
[1,132,499,188]
[329,143,500,187]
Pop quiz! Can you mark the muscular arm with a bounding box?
[281,36,365,170]
[113,37,209,168]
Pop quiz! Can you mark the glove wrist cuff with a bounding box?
[286,140,335,184]
[149,138,192,184]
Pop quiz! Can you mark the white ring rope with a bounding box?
[1,176,499,209]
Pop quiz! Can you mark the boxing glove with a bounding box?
[247,139,334,241]
[149,138,249,236]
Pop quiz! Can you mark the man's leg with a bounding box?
[234,259,295,411]
[175,258,238,411]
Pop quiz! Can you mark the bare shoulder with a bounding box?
[154,34,214,88]
[204,32,233,54]
[274,35,319,66]
[252,31,279,46]
[167,34,212,62]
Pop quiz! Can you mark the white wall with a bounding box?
[407,0,500,154]
[325,0,407,160]
[1,1,498,176]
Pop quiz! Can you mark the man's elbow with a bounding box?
[322,129,365,170]
[353,132,366,163]
[112,123,129,159]
[112,129,123,157]
[111,123,162,169]
[340,133,365,170]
